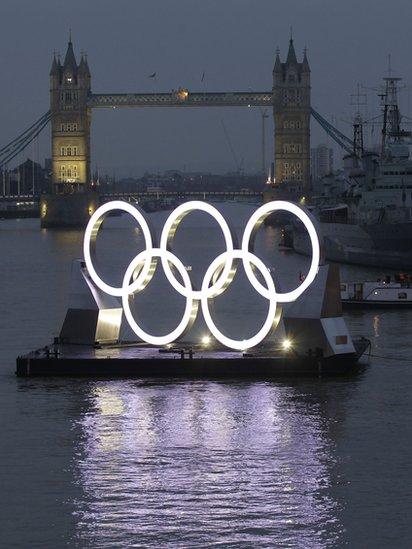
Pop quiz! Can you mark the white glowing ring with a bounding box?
[242,200,320,302]
[201,250,279,351]
[83,200,156,297]
[122,248,198,346]
[83,200,321,351]
[160,201,237,299]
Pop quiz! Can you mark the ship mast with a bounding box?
[380,73,409,156]
[353,113,364,158]
[350,84,365,158]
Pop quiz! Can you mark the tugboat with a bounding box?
[341,274,412,308]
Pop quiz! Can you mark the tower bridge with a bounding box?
[47,36,310,213]
[0,36,353,227]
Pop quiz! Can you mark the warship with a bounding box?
[294,75,412,269]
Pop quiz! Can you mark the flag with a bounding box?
[148,72,156,78]
[201,71,205,82]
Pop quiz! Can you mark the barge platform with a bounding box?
[16,339,370,379]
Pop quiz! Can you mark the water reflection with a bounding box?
[373,315,380,338]
[73,380,346,547]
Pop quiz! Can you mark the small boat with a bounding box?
[341,274,412,308]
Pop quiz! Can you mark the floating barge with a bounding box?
[15,202,372,379]
[16,339,370,379]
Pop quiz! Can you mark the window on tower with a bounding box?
[60,123,79,132]
[283,119,302,130]
[283,162,303,180]
[60,165,78,182]
[283,144,303,154]
[60,146,79,157]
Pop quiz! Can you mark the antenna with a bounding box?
[350,83,367,112]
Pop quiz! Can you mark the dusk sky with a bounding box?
[1,0,412,176]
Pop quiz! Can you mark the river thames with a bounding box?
[1,203,411,547]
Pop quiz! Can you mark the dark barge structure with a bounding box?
[16,338,370,379]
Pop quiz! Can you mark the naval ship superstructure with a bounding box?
[294,75,412,269]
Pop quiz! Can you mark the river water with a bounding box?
[1,203,411,548]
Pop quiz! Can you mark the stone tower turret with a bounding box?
[273,39,311,191]
[50,38,91,194]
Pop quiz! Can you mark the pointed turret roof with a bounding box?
[302,47,310,72]
[273,47,282,72]
[63,39,77,74]
[286,38,298,65]
[78,54,91,77]
[49,54,60,76]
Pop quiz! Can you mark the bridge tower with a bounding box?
[50,38,91,193]
[273,39,311,192]
[42,38,97,227]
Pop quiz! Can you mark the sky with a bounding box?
[1,0,412,177]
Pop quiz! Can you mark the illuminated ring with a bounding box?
[201,250,280,351]
[241,200,320,302]
[83,201,156,297]
[122,248,198,346]
[160,201,238,299]
[83,200,321,350]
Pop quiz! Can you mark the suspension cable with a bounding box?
[0,111,51,156]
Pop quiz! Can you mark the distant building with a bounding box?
[311,144,333,181]
[3,159,51,195]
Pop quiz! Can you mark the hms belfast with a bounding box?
[293,75,412,270]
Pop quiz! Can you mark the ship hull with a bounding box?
[294,221,412,269]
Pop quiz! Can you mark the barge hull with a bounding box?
[16,341,369,379]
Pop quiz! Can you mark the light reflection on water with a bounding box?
[74,380,342,547]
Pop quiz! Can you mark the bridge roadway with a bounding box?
[100,189,263,200]
[0,189,264,207]
[88,91,273,109]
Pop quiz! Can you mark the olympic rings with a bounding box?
[83,200,321,350]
